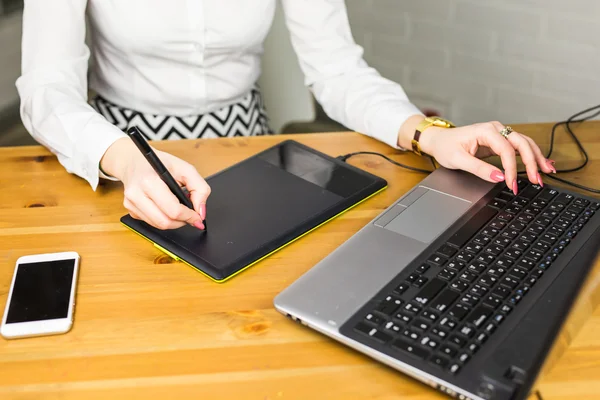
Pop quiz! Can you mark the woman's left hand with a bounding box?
[399,116,556,195]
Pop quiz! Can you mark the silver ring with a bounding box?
[499,126,513,139]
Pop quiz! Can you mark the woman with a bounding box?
[17,0,555,231]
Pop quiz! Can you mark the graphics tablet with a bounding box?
[121,140,387,282]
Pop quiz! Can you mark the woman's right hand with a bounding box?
[100,138,210,230]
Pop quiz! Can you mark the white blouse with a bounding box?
[17,0,422,189]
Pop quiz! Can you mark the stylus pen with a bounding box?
[125,126,196,212]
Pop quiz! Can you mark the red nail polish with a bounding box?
[548,159,556,165]
[512,180,519,195]
[537,173,544,187]
[490,170,505,183]
[193,220,205,230]
[200,204,206,220]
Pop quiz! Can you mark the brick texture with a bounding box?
[346,0,600,125]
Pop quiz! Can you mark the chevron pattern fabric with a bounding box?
[91,88,273,140]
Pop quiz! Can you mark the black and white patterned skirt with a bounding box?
[91,87,273,140]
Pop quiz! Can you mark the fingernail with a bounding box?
[512,180,519,196]
[546,160,557,174]
[193,220,205,230]
[548,159,556,165]
[490,170,505,183]
[200,204,206,220]
[537,173,544,187]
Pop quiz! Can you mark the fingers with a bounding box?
[523,136,556,175]
[125,188,185,230]
[477,122,519,193]
[505,133,540,186]
[169,160,211,219]
[140,175,204,229]
[453,151,508,185]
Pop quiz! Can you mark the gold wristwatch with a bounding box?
[411,116,455,156]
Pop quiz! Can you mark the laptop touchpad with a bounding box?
[384,189,471,243]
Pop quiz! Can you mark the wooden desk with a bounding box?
[1,122,599,400]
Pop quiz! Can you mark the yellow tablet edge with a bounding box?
[121,185,387,283]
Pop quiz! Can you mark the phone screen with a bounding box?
[6,259,76,324]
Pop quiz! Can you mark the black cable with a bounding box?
[337,151,435,174]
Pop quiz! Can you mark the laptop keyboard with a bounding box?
[347,179,599,376]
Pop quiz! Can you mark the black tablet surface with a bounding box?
[121,140,387,282]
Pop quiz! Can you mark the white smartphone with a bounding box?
[1,251,80,339]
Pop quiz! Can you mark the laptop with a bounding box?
[274,167,600,400]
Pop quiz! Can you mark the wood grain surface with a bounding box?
[1,121,599,400]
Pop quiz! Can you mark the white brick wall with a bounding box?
[347,0,600,125]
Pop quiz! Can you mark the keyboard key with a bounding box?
[516,257,535,270]
[427,254,448,266]
[460,293,480,308]
[448,303,470,320]
[501,276,519,289]
[355,323,393,343]
[365,313,385,325]
[531,199,548,208]
[501,229,520,240]
[478,275,498,287]
[531,268,544,279]
[488,199,505,209]
[422,310,439,322]
[430,289,459,312]
[459,271,478,283]
[498,212,514,222]
[449,363,461,374]
[483,295,502,309]
[406,273,419,283]
[492,285,511,299]
[525,206,542,216]
[477,254,496,265]
[403,303,421,314]
[439,344,458,357]
[508,222,527,232]
[517,213,535,223]
[394,283,409,295]
[439,317,457,330]
[555,193,574,205]
[504,248,523,259]
[413,278,446,306]
[430,355,450,368]
[413,318,431,332]
[504,205,522,214]
[396,313,413,324]
[414,276,428,288]
[494,237,512,248]
[458,352,470,364]
[495,256,514,268]
[431,326,449,339]
[450,280,469,292]
[459,325,475,338]
[383,321,403,334]
[527,224,545,235]
[480,227,500,238]
[541,210,560,220]
[468,262,487,274]
[473,234,492,247]
[447,260,466,271]
[416,264,430,274]
[591,202,600,210]
[438,268,457,281]
[402,328,421,341]
[508,267,527,280]
[508,294,523,305]
[484,323,497,334]
[392,338,430,359]
[524,250,544,262]
[520,184,542,200]
[447,206,497,248]
[421,335,440,350]
[485,245,504,257]
[532,241,550,253]
[567,205,584,215]
[574,198,590,207]
[519,233,538,243]
[456,251,474,263]
[466,306,492,328]
[511,197,529,207]
[475,332,488,344]
[467,343,479,354]
[535,217,552,227]
[500,304,513,314]
[498,191,514,201]
[375,296,404,316]
[437,245,457,258]
[538,188,558,202]
[487,266,507,278]
[448,334,467,347]
[490,219,507,230]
